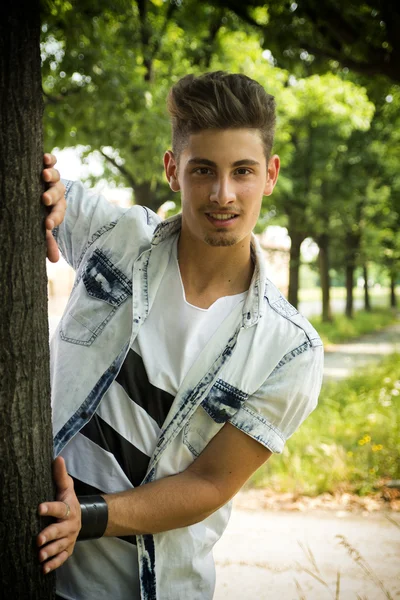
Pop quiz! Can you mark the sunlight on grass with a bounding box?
[310,308,398,345]
[250,353,400,495]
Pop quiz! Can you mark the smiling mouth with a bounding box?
[205,212,239,222]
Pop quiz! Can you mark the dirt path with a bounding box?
[214,492,400,599]
[323,321,400,381]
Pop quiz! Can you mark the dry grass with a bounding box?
[295,528,397,600]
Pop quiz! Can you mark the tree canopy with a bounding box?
[41,0,399,315]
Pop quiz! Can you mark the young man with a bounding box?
[39,71,323,600]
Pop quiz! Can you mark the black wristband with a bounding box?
[77,495,108,541]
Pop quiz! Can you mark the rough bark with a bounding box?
[288,229,305,309]
[317,233,332,322]
[0,1,55,597]
[363,263,371,312]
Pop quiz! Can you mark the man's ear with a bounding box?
[164,151,180,192]
[264,155,280,196]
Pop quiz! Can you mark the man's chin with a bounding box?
[203,233,238,247]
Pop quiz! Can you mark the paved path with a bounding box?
[323,321,400,381]
[213,501,400,599]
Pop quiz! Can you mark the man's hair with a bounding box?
[167,71,276,161]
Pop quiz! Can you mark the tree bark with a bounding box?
[363,263,371,311]
[0,2,55,597]
[390,271,397,308]
[288,229,305,309]
[317,233,332,322]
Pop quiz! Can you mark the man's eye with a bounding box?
[194,167,212,175]
[235,168,251,175]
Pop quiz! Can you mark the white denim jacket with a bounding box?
[52,180,323,600]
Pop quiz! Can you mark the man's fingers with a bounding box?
[39,537,70,563]
[46,197,66,229]
[46,230,60,263]
[43,153,57,168]
[43,167,60,185]
[38,500,72,523]
[42,550,70,575]
[53,456,73,494]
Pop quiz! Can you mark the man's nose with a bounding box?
[209,176,236,205]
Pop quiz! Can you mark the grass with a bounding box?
[295,534,397,600]
[250,353,400,496]
[310,308,398,345]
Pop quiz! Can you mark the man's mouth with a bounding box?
[205,212,239,222]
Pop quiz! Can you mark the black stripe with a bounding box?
[80,415,151,488]
[71,475,136,547]
[71,475,104,497]
[115,349,175,427]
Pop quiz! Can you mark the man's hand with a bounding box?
[42,153,66,263]
[37,457,81,575]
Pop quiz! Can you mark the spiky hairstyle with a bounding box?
[167,71,276,160]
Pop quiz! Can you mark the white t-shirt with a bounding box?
[57,239,247,600]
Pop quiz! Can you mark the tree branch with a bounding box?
[99,149,136,189]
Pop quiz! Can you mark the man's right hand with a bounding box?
[42,153,66,263]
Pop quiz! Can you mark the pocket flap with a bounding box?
[82,249,132,306]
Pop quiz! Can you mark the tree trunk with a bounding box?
[288,229,305,309]
[345,263,354,318]
[344,232,360,319]
[390,271,397,308]
[317,233,332,322]
[363,263,371,311]
[134,181,161,213]
[0,2,55,598]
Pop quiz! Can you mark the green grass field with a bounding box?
[250,353,400,496]
[310,308,398,345]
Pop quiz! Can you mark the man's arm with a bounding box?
[103,422,272,536]
[37,423,272,573]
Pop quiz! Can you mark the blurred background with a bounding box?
[41,2,399,596]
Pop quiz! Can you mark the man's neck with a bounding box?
[177,232,254,310]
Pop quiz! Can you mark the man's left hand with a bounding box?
[37,457,81,575]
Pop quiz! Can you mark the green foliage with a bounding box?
[40,0,399,296]
[212,0,400,83]
[310,308,398,345]
[251,353,400,495]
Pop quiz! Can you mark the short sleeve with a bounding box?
[229,343,324,453]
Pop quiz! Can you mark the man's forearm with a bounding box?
[101,469,223,537]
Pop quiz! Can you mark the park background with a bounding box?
[41,1,399,598]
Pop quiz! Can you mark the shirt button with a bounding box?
[80,411,89,419]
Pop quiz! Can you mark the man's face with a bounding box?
[164,128,279,248]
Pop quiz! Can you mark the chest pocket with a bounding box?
[60,249,132,346]
[183,380,249,457]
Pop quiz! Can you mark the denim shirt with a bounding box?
[52,180,323,600]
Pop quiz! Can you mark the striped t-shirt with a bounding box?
[56,239,247,600]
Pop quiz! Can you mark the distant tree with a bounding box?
[271,73,374,311]
[0,1,55,597]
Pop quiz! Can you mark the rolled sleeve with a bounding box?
[229,342,324,453]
